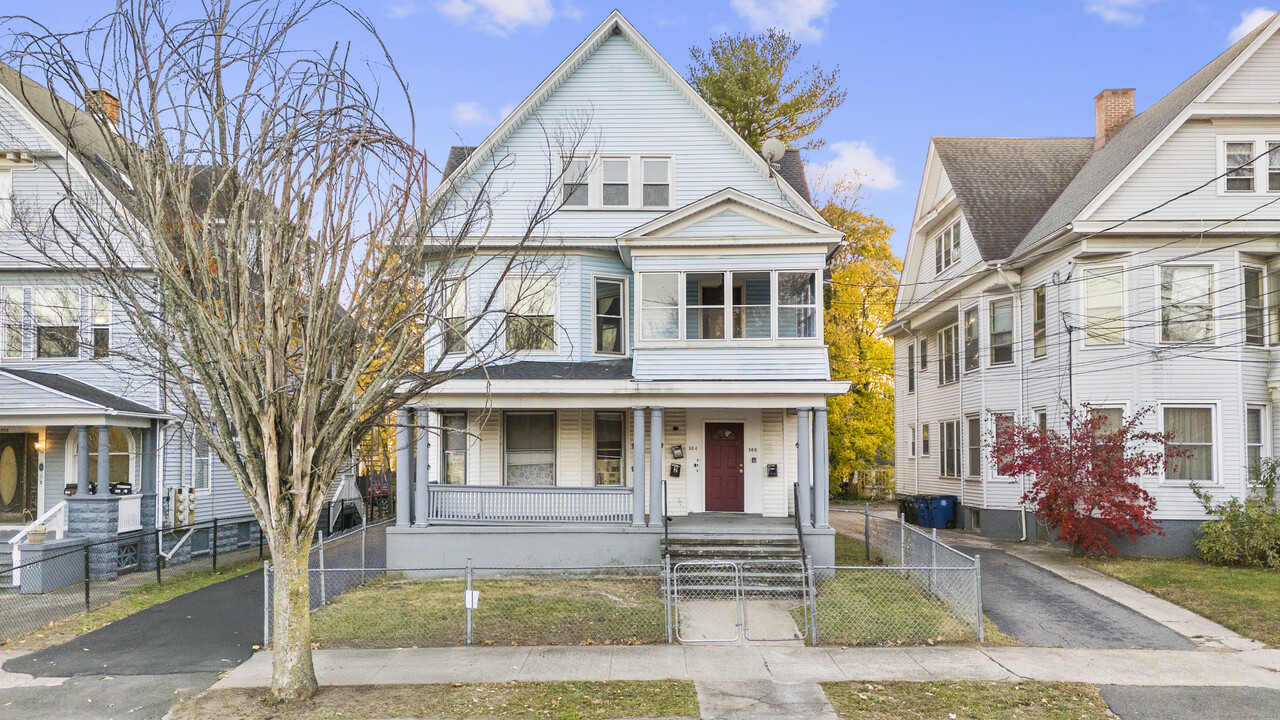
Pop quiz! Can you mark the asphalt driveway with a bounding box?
[951,545,1195,650]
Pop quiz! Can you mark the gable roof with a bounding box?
[431,10,824,224]
[933,137,1095,261]
[1011,13,1278,257]
[619,187,840,241]
[0,368,163,417]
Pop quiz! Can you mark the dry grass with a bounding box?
[171,681,699,720]
[823,680,1112,720]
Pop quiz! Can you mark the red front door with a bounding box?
[704,423,744,512]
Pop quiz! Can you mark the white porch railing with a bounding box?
[8,500,69,586]
[117,495,143,533]
[425,485,633,524]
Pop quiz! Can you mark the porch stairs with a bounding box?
[0,529,15,590]
[661,515,807,598]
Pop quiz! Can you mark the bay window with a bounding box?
[33,287,78,358]
[641,273,679,340]
[506,274,556,351]
[594,278,625,355]
[594,411,625,486]
[1160,265,1213,343]
[443,278,467,354]
[1164,406,1214,482]
[963,307,978,371]
[504,411,556,486]
[636,270,820,342]
[732,272,771,339]
[1245,268,1264,346]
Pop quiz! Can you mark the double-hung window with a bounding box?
[940,420,960,478]
[504,411,556,486]
[641,273,679,340]
[443,278,468,354]
[192,430,211,492]
[908,425,916,457]
[933,220,961,274]
[919,338,928,369]
[506,274,556,351]
[991,413,1015,476]
[966,416,981,478]
[594,278,625,355]
[989,298,1013,364]
[91,295,111,359]
[441,411,468,485]
[642,158,671,207]
[1225,141,1256,192]
[602,158,630,206]
[33,287,78,358]
[1164,407,1214,483]
[907,344,916,392]
[1245,268,1265,346]
[938,325,957,385]
[594,411,625,486]
[1246,406,1265,483]
[1160,265,1214,343]
[0,169,12,228]
[562,158,589,207]
[1084,267,1123,345]
[560,155,673,209]
[1,287,20,359]
[963,307,979,371]
[1032,286,1047,357]
[921,423,930,455]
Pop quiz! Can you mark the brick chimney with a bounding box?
[1094,88,1134,150]
[85,89,120,128]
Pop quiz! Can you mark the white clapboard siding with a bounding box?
[1207,30,1280,103]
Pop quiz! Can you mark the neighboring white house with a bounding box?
[889,12,1280,556]
[0,62,258,583]
[387,11,848,568]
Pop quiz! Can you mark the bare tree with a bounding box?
[2,0,584,699]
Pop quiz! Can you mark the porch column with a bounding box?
[632,407,646,527]
[813,405,829,528]
[141,421,157,495]
[649,407,663,527]
[414,409,430,525]
[97,426,110,493]
[797,408,813,528]
[76,425,90,495]
[395,408,412,527]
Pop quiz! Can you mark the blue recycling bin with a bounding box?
[913,496,933,528]
[929,496,957,529]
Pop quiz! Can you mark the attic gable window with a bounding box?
[933,220,961,274]
[1217,138,1280,194]
[559,154,674,210]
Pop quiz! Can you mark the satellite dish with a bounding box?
[761,137,786,163]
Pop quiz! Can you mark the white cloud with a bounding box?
[819,141,900,191]
[1085,0,1157,26]
[730,0,834,42]
[386,1,418,19]
[437,0,553,35]
[450,101,495,126]
[498,102,517,119]
[1229,7,1275,44]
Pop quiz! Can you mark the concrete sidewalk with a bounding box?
[212,644,1280,690]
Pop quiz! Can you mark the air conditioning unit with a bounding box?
[169,486,196,528]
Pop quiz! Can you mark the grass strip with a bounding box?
[171,681,699,720]
[823,680,1112,720]
[1078,555,1280,645]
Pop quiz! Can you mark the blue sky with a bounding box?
[38,1,1280,255]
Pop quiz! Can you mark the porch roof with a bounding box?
[412,376,850,409]
[0,368,167,427]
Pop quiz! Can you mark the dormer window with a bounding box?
[933,220,961,274]
[559,154,674,210]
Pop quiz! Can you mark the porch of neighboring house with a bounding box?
[385,383,838,569]
[0,368,166,591]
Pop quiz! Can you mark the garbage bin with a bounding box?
[897,497,916,524]
[913,496,933,528]
[929,495,957,529]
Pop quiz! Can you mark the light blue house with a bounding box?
[0,63,257,586]
[388,12,849,568]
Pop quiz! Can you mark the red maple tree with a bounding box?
[992,405,1175,555]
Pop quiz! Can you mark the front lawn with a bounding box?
[823,681,1111,720]
[1078,555,1280,645]
[171,681,699,720]
[311,573,666,648]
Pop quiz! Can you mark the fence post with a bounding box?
[318,532,327,607]
[664,554,673,643]
[155,529,163,585]
[864,504,871,563]
[263,561,271,647]
[83,546,91,612]
[974,554,984,643]
[930,528,938,595]
[465,558,474,646]
[212,517,219,572]
[808,564,819,646]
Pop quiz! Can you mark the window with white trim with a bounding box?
[939,420,960,478]
[506,274,556,351]
[908,425,916,457]
[938,325,957,385]
[963,307,979,371]
[1089,406,1124,436]
[1164,406,1214,483]
[989,298,1013,365]
[192,430,211,491]
[919,338,928,369]
[1032,285,1047,357]
[686,272,725,340]
[1,287,20,359]
[0,169,12,228]
[777,271,818,338]
[504,411,556,486]
[1160,265,1214,343]
[1084,267,1123,346]
[594,411,625,486]
[89,427,133,489]
[732,272,771,339]
[91,295,111,359]
[907,343,916,392]
[443,278,467,355]
[1247,406,1265,483]
[1225,141,1256,192]
[933,220,961,274]
[921,423,930,455]
[1217,139,1280,194]
[641,273,679,340]
[1245,268,1265,346]
[991,412,1014,475]
[636,270,819,342]
[559,155,674,209]
[441,411,467,485]
[1035,409,1048,431]
[966,415,980,478]
[33,287,78,358]
[594,278,625,355]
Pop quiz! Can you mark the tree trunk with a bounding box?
[270,536,318,700]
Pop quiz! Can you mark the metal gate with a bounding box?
[672,559,809,643]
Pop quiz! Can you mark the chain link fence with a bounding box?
[810,508,983,646]
[2,515,262,643]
